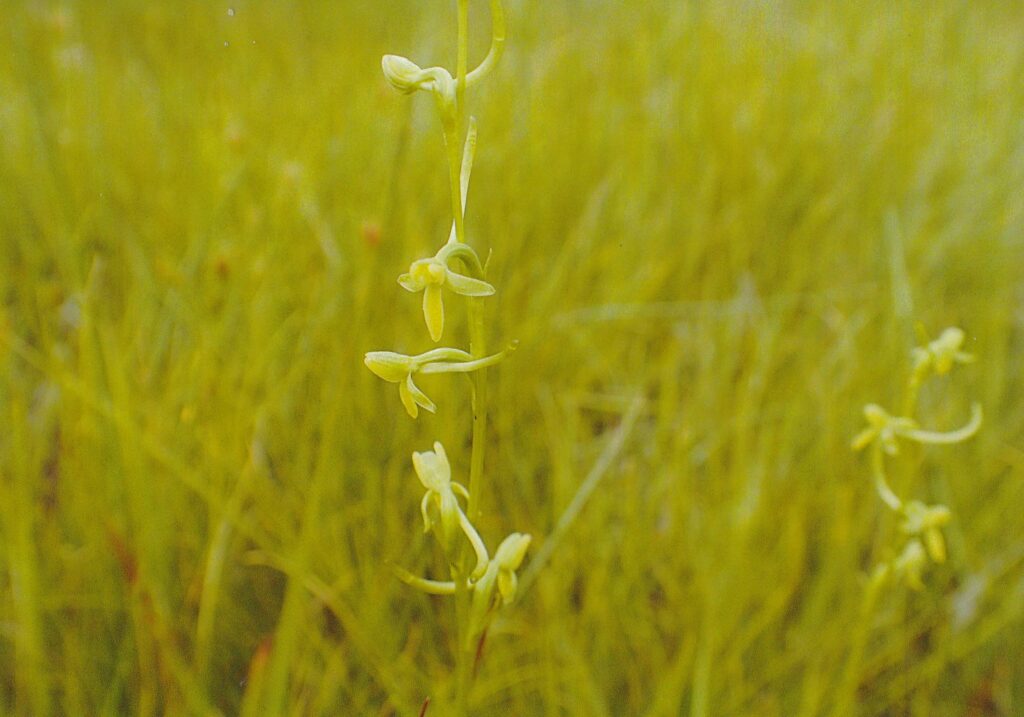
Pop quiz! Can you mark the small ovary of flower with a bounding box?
[398,243,495,342]
[900,500,952,563]
[912,327,975,377]
[851,402,983,455]
[364,345,513,419]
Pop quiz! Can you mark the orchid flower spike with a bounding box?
[399,242,495,342]
[412,442,489,578]
[364,345,512,418]
[912,327,975,377]
[900,500,952,563]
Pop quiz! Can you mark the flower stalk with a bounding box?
[367,2,529,712]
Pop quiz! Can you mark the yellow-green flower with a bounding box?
[852,402,983,455]
[381,54,454,97]
[912,327,975,377]
[466,532,531,646]
[363,350,440,419]
[412,442,489,578]
[364,345,512,419]
[851,404,918,455]
[398,243,495,342]
[900,500,952,563]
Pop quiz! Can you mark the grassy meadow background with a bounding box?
[2,0,1024,714]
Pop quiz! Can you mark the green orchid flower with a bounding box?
[475,532,531,606]
[381,55,455,99]
[851,404,919,455]
[852,402,983,455]
[900,500,952,563]
[380,0,505,97]
[412,442,489,578]
[389,442,489,590]
[912,327,975,377]
[393,530,531,643]
[398,242,495,342]
[364,345,513,419]
[465,532,531,647]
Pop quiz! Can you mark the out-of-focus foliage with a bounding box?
[1,0,1022,714]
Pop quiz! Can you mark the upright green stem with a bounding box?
[832,566,887,716]
[452,574,472,716]
[452,6,484,713]
[467,305,488,520]
[902,369,924,418]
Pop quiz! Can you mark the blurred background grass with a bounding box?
[1,0,1023,714]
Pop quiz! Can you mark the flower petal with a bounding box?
[423,285,444,342]
[398,273,423,292]
[497,570,518,605]
[925,527,947,564]
[399,379,419,419]
[445,269,496,297]
[494,533,531,570]
[406,374,437,415]
[850,427,876,452]
[420,493,433,533]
